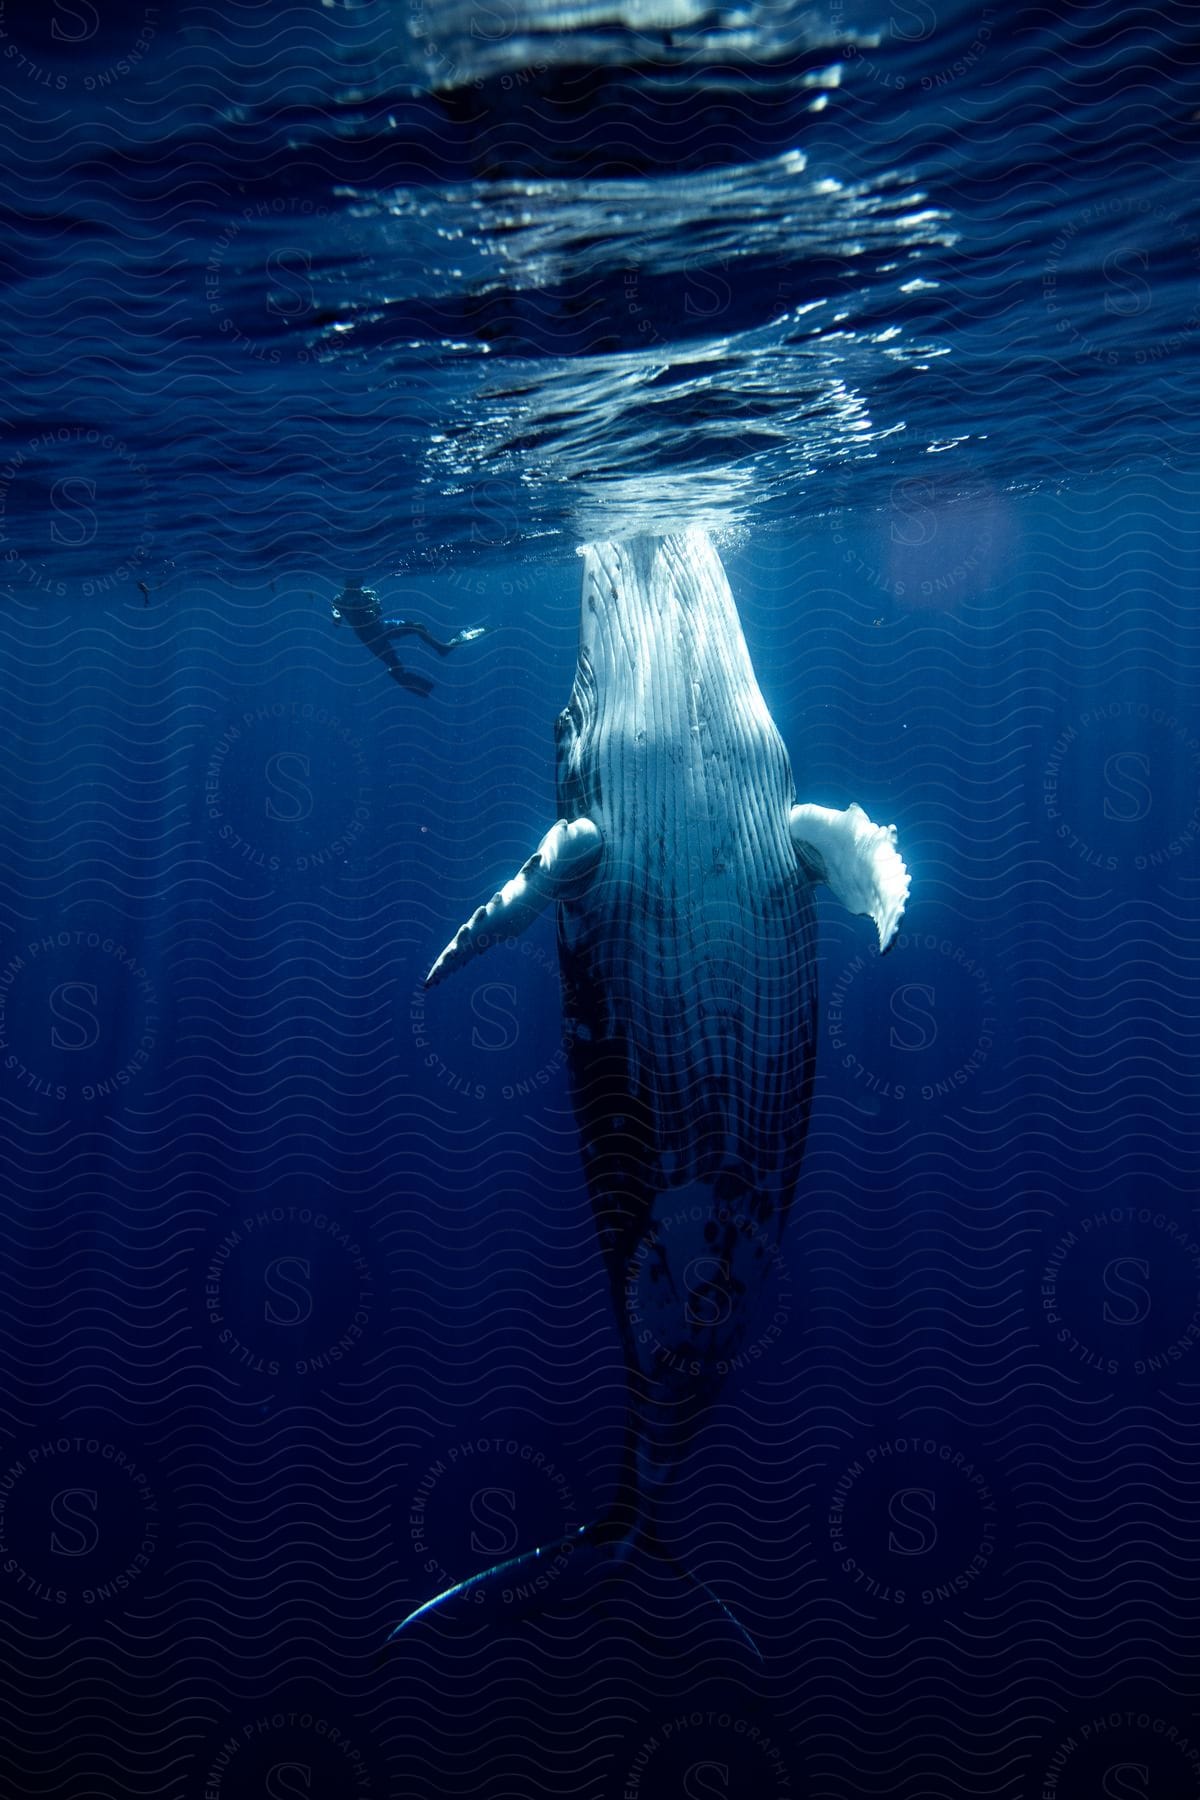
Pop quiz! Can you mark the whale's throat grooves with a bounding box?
[556,532,817,1458]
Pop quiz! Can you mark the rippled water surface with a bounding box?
[2,0,1198,582]
[1,4,1199,1798]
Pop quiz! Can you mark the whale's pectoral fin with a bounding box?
[425,817,602,989]
[790,801,910,952]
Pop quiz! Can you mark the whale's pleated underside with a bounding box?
[556,532,817,1482]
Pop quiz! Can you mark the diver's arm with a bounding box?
[385,620,488,655]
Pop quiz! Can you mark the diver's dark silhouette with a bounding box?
[332,582,486,695]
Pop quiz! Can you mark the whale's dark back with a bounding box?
[555,534,817,1488]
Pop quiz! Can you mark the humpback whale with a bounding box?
[397,529,909,1651]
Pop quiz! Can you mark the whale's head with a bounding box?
[574,530,775,734]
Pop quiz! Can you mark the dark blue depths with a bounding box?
[0,2,1199,1797]
[0,488,1198,1797]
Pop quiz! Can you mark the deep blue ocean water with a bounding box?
[1,2,1200,1796]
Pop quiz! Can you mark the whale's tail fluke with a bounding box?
[386,1513,762,1661]
[636,1527,765,1662]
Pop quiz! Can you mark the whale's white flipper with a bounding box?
[789,801,910,952]
[425,816,602,988]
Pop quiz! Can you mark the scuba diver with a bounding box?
[331,582,487,696]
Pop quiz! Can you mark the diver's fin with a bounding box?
[425,817,602,988]
[790,801,910,952]
[387,1519,761,1660]
[391,665,433,697]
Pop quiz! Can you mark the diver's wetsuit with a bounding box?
[332,584,487,694]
